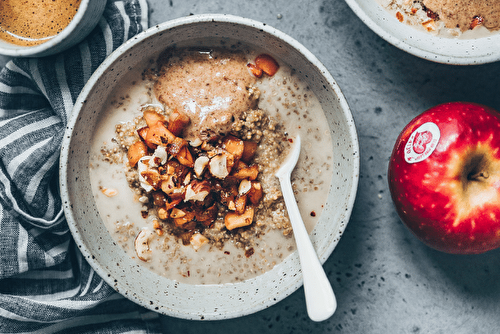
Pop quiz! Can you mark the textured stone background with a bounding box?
[3,0,500,333]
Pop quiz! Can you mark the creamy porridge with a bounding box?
[376,0,500,38]
[89,44,334,285]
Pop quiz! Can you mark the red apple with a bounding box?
[388,102,500,254]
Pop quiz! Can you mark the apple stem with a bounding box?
[469,171,489,181]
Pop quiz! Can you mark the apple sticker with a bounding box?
[404,122,440,163]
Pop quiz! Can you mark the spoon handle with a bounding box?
[278,175,337,322]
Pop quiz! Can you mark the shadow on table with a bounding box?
[420,242,500,297]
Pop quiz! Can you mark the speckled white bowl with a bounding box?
[60,14,359,320]
[344,0,500,65]
[0,0,106,57]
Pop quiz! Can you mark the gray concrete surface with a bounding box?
[3,0,500,333]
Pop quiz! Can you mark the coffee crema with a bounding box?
[0,0,81,46]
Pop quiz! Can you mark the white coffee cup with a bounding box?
[0,0,106,57]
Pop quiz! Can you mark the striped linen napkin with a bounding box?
[0,1,163,332]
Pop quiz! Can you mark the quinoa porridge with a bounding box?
[376,0,500,38]
[89,44,334,285]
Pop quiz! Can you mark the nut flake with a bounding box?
[135,229,155,262]
[190,233,209,250]
[194,156,210,177]
[209,154,229,179]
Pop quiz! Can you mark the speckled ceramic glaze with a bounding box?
[0,0,106,57]
[344,0,500,65]
[60,14,360,320]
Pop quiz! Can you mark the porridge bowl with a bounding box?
[344,0,500,65]
[60,14,359,320]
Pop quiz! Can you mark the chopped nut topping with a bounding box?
[209,154,229,179]
[194,156,210,178]
[238,179,252,195]
[184,183,210,202]
[190,233,209,250]
[135,229,155,262]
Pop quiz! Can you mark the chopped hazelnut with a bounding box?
[190,233,209,250]
[209,154,229,179]
[194,156,210,178]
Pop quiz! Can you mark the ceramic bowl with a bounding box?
[344,0,500,65]
[60,14,359,320]
[0,0,106,57]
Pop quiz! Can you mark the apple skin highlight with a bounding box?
[388,102,500,254]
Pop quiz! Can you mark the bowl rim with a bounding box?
[0,0,92,57]
[60,13,360,319]
[344,0,500,65]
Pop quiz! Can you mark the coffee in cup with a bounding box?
[0,0,82,46]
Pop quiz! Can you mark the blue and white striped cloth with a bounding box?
[0,1,163,332]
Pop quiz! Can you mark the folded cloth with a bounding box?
[0,1,163,333]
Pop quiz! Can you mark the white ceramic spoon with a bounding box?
[275,135,337,322]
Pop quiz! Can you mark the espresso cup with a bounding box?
[0,0,106,57]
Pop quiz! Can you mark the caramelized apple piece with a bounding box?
[167,111,191,137]
[143,108,165,128]
[127,141,148,167]
[173,211,195,227]
[157,135,194,168]
[151,191,167,207]
[224,206,255,230]
[231,164,259,180]
[247,63,263,78]
[247,181,263,205]
[157,207,169,220]
[165,196,182,210]
[222,135,244,160]
[470,16,484,30]
[145,121,176,148]
[255,54,279,76]
[218,183,238,208]
[241,140,258,163]
[396,11,404,22]
[234,194,247,215]
[175,146,195,168]
[165,160,191,182]
[170,207,186,219]
[140,169,161,189]
[422,19,437,32]
[137,126,149,142]
[194,203,218,227]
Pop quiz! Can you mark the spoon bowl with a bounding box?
[275,135,337,322]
